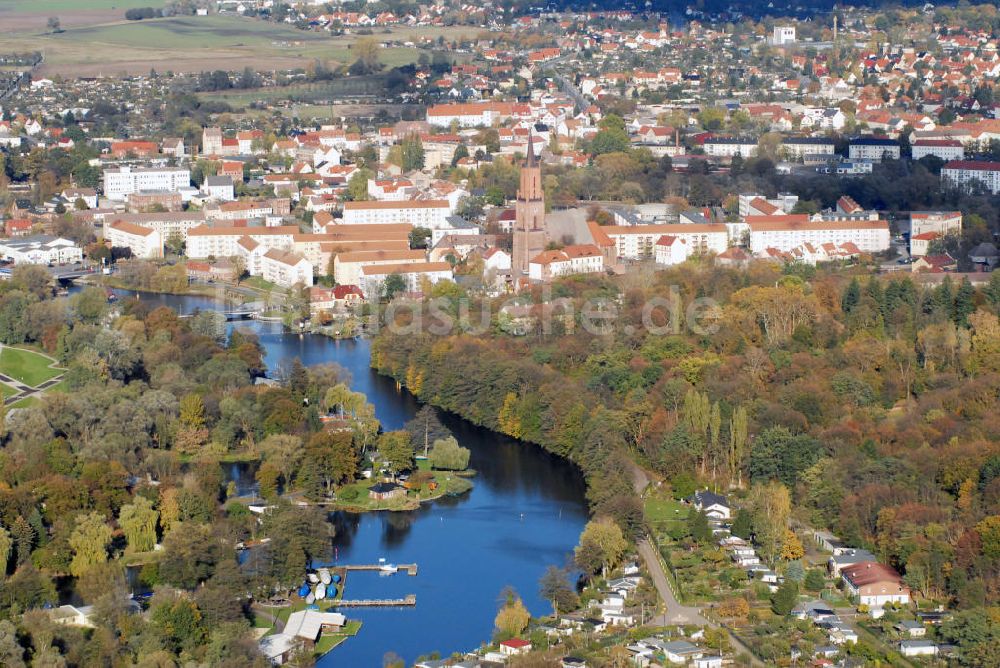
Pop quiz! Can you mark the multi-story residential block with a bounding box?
[105,220,162,258]
[703,137,759,158]
[942,160,1000,193]
[782,136,836,161]
[589,222,729,261]
[261,249,313,288]
[910,211,962,237]
[110,212,207,242]
[425,102,521,128]
[186,225,299,259]
[359,261,454,299]
[334,249,428,286]
[745,215,890,254]
[342,200,450,229]
[848,137,900,162]
[911,139,965,161]
[103,167,191,201]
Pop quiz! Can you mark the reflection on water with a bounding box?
[111,289,589,666]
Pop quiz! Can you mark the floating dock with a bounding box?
[336,595,416,607]
[343,563,418,576]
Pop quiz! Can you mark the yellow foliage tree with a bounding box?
[781,529,805,561]
[498,392,522,438]
[494,596,530,639]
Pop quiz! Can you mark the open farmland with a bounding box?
[0,0,166,32]
[0,14,478,76]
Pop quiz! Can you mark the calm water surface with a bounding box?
[115,290,589,666]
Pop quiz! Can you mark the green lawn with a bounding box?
[644,494,688,526]
[0,347,64,387]
[0,384,17,398]
[56,15,327,51]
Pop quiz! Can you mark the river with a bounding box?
[110,289,590,666]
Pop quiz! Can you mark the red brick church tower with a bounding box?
[512,134,547,280]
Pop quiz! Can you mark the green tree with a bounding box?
[771,579,799,616]
[10,516,34,567]
[68,512,113,577]
[377,430,414,475]
[429,436,470,471]
[0,526,10,577]
[119,496,159,553]
[539,565,578,616]
[574,516,628,577]
[346,168,374,201]
[382,273,406,301]
[687,509,713,544]
[804,569,826,592]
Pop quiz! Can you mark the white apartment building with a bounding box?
[186,225,298,259]
[745,215,890,254]
[591,223,729,260]
[425,102,518,128]
[782,137,837,161]
[911,139,965,161]
[359,261,454,299]
[772,25,796,45]
[103,166,191,201]
[703,137,759,158]
[367,178,415,201]
[111,212,208,241]
[942,161,1000,194]
[105,221,162,258]
[0,235,83,265]
[342,200,450,229]
[261,249,313,288]
[910,211,962,237]
[848,138,900,162]
[334,249,427,286]
[528,244,604,281]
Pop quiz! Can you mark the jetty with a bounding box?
[336,595,416,607]
[344,563,418,575]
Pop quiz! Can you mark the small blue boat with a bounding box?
[332,574,342,584]
[297,583,310,598]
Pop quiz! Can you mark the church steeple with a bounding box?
[512,130,547,280]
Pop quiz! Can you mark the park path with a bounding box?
[0,346,66,406]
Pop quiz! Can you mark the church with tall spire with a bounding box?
[512,134,547,281]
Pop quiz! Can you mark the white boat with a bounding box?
[305,592,315,604]
[379,564,398,574]
[319,569,332,585]
[315,583,327,600]
[307,573,320,584]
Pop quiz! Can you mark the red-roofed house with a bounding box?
[499,639,532,656]
[841,562,910,606]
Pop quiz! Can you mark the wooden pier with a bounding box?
[343,563,418,575]
[335,595,416,607]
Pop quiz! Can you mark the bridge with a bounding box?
[176,301,265,321]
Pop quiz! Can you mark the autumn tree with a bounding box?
[0,526,10,577]
[781,530,805,561]
[69,512,113,577]
[494,588,530,639]
[377,430,414,475]
[575,516,628,577]
[747,481,791,565]
[119,496,159,553]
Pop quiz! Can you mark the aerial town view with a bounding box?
[0,0,1000,665]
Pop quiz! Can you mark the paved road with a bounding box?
[637,538,710,626]
[630,461,765,666]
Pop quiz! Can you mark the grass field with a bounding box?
[0,14,474,76]
[0,347,64,387]
[644,494,688,527]
[0,0,164,9]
